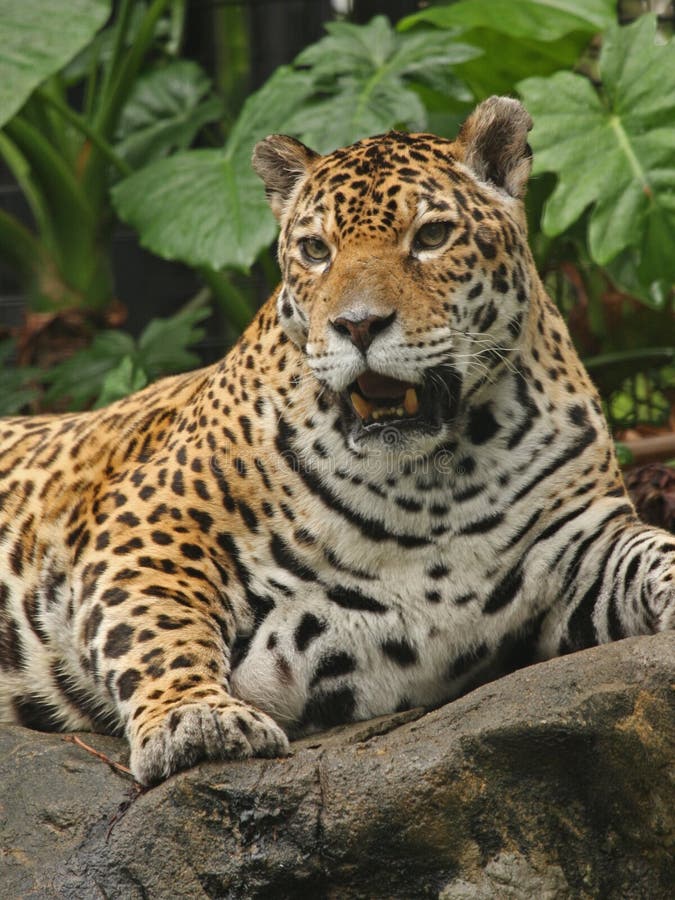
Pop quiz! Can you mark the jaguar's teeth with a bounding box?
[404,388,419,416]
[371,406,405,421]
[352,388,417,422]
[351,392,373,420]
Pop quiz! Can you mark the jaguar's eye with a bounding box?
[414,221,451,250]
[301,237,331,263]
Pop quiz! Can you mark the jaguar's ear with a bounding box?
[456,96,533,199]
[252,135,319,220]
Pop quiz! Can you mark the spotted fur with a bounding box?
[1,97,673,784]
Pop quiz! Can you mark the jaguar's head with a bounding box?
[253,96,534,451]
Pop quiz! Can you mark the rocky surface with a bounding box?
[1,633,673,899]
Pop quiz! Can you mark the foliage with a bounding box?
[0,0,218,313]
[0,341,39,416]
[399,0,617,98]
[281,16,478,151]
[401,0,615,39]
[112,67,314,272]
[519,15,675,306]
[0,0,228,411]
[0,3,225,301]
[111,16,479,272]
[42,305,209,410]
[115,60,223,168]
[0,0,109,127]
[606,370,672,430]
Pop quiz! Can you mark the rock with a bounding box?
[1,633,673,899]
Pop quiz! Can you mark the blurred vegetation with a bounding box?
[0,0,672,444]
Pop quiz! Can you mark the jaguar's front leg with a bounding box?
[79,580,289,785]
[539,520,675,657]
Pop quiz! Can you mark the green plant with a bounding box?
[0,0,224,312]
[0,340,39,415]
[42,303,210,410]
[0,0,232,408]
[519,15,675,307]
[399,0,617,98]
[111,15,480,274]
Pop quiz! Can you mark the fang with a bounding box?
[351,392,373,420]
[404,388,419,415]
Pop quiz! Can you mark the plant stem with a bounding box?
[36,88,132,177]
[22,88,67,163]
[199,267,254,333]
[4,117,94,268]
[0,210,43,281]
[4,118,113,311]
[0,132,53,246]
[97,0,135,121]
[85,0,172,203]
[5,118,93,222]
[84,51,99,120]
[93,0,172,143]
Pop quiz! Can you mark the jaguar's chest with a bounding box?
[229,443,520,630]
[228,515,519,732]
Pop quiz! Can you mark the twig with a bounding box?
[62,734,135,779]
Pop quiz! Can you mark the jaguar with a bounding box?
[1,96,673,784]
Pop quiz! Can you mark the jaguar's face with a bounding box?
[253,98,534,451]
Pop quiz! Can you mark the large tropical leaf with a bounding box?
[112,16,479,270]
[115,60,223,168]
[519,16,675,293]
[399,0,616,42]
[284,15,480,152]
[0,0,110,127]
[112,66,314,271]
[399,0,617,99]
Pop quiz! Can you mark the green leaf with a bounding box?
[607,373,671,428]
[519,16,675,288]
[112,66,314,270]
[0,340,39,415]
[614,442,634,466]
[603,247,672,309]
[449,29,592,99]
[136,306,209,380]
[43,330,135,410]
[0,0,110,127]
[283,83,427,155]
[43,306,209,409]
[115,60,223,168]
[399,0,616,42]
[95,355,147,408]
[112,17,478,268]
[285,16,480,152]
[399,1,617,99]
[63,2,147,83]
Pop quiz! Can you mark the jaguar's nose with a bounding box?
[330,311,396,352]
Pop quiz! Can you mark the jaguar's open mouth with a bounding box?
[343,367,462,437]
